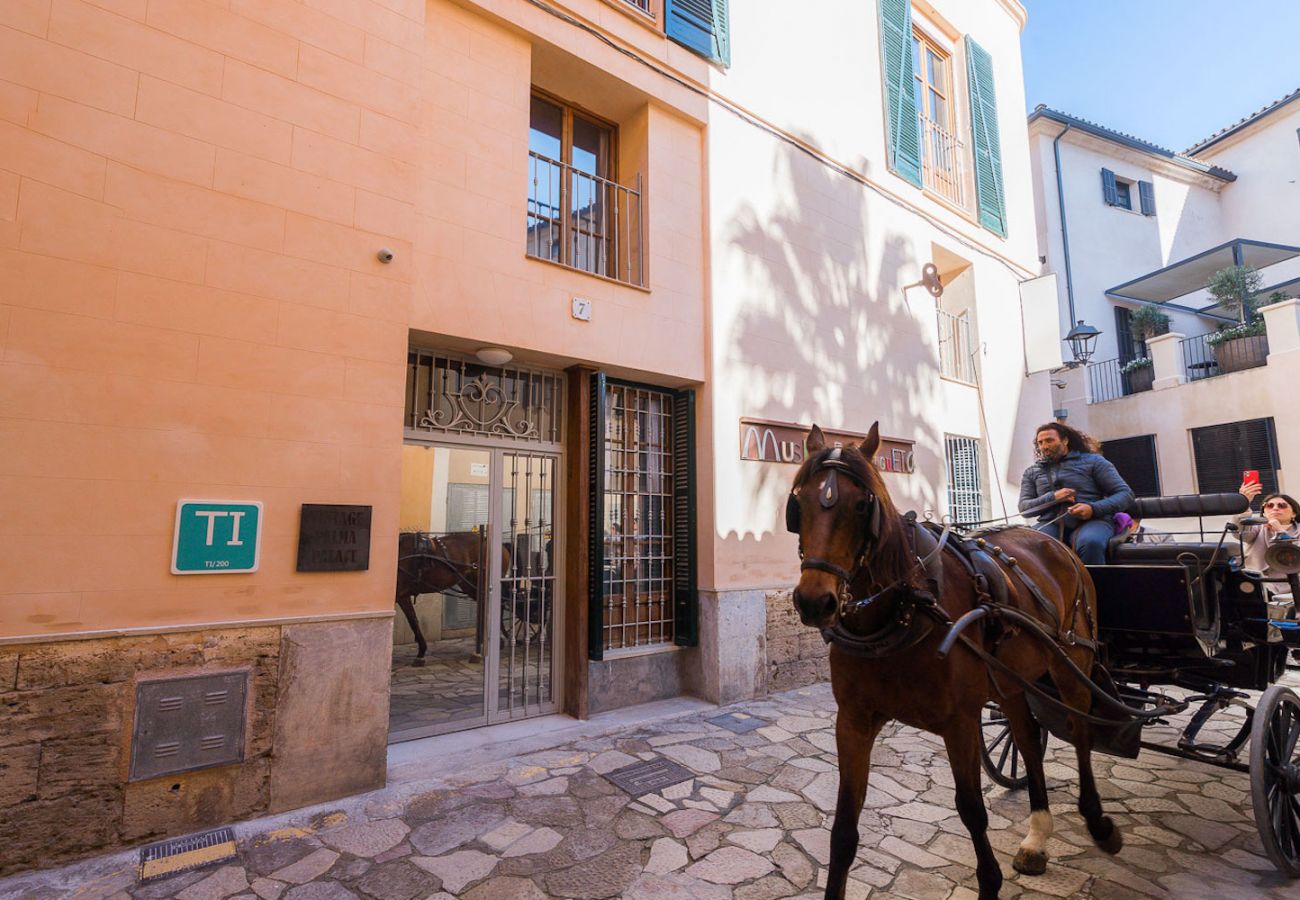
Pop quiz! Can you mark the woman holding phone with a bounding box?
[1236,475,1300,589]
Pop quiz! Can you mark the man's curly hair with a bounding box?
[1033,421,1099,456]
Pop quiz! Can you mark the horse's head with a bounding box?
[788,422,901,629]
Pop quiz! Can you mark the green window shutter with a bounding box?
[1138,180,1156,216]
[672,388,698,646]
[1101,168,1118,206]
[666,0,730,67]
[964,36,1007,237]
[587,372,607,661]
[878,0,922,188]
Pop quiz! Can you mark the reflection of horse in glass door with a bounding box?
[394,531,510,662]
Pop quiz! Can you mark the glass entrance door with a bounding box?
[392,443,559,742]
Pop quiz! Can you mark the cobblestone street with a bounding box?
[5,676,1297,900]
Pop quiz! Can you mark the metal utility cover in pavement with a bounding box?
[707,711,766,734]
[130,672,248,782]
[138,827,237,883]
[604,757,694,795]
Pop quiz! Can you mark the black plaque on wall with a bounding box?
[296,504,372,572]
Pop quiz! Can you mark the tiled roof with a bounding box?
[1185,87,1300,155]
[1027,106,1236,182]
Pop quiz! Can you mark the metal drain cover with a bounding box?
[604,757,694,795]
[138,826,237,883]
[707,712,766,734]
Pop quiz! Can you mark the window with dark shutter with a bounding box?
[964,36,1006,236]
[587,376,697,658]
[1101,168,1119,206]
[879,0,923,188]
[1138,180,1156,216]
[665,0,730,66]
[1190,418,1281,506]
[1101,435,1160,498]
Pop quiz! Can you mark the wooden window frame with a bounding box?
[604,0,661,27]
[912,28,955,137]
[1114,179,1133,211]
[529,89,621,275]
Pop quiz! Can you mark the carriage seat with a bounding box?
[1105,538,1224,566]
[1130,492,1248,519]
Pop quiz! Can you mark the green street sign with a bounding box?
[172,500,263,575]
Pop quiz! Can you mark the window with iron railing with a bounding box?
[527,93,644,287]
[945,435,984,525]
[913,29,966,208]
[937,309,975,383]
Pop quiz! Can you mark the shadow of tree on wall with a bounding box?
[714,131,945,577]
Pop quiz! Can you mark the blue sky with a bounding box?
[1021,1,1300,152]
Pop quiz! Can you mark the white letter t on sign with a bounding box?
[195,510,229,546]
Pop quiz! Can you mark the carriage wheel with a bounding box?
[980,702,1048,790]
[1250,684,1300,876]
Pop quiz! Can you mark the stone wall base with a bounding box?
[765,588,830,692]
[0,617,390,877]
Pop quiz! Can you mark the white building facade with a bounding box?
[1028,92,1300,505]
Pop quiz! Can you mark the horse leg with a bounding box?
[397,594,427,661]
[1053,660,1122,854]
[999,692,1053,875]
[944,720,1003,900]
[825,712,886,900]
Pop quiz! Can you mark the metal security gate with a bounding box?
[392,351,563,742]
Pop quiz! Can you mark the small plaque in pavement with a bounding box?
[603,757,695,795]
[706,712,766,734]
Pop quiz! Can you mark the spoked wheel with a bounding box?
[1250,684,1300,876]
[980,702,1048,789]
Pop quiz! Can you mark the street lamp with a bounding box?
[1064,320,1101,367]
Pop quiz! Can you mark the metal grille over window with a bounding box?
[945,435,984,525]
[602,383,676,650]
[937,309,975,383]
[406,351,563,445]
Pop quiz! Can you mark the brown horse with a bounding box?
[788,424,1119,900]
[395,531,509,660]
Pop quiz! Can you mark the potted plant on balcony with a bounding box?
[1128,305,1171,343]
[1121,356,1155,393]
[1206,265,1268,373]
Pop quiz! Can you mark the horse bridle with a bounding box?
[787,447,882,614]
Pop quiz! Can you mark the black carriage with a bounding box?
[979,492,1300,876]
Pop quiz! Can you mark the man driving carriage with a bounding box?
[1019,423,1134,565]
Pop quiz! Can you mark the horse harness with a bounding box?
[396,532,483,597]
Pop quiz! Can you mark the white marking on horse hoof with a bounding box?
[1019,808,1053,855]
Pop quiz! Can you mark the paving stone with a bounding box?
[771,801,821,830]
[622,872,733,899]
[587,750,638,774]
[685,821,730,860]
[541,843,642,899]
[411,850,497,895]
[349,861,439,900]
[724,803,779,828]
[176,865,249,900]
[646,837,689,875]
[518,776,569,796]
[1163,814,1241,850]
[328,858,370,881]
[878,836,947,869]
[281,885,358,900]
[660,744,722,774]
[249,879,286,900]
[271,850,340,885]
[319,820,409,858]
[640,793,676,813]
[245,838,320,877]
[735,875,800,900]
[480,820,533,852]
[508,796,585,828]
[501,827,562,858]
[615,810,666,840]
[728,827,783,853]
[685,846,775,884]
[460,875,547,900]
[662,808,720,838]
[559,828,619,862]
[582,793,631,826]
[408,803,505,856]
[799,772,840,812]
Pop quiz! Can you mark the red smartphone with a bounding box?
[1243,469,1260,486]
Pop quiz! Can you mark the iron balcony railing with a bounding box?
[919,115,966,208]
[527,151,644,288]
[1181,331,1269,381]
[937,309,976,383]
[1086,357,1125,404]
[620,0,653,13]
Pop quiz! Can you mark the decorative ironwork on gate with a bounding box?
[406,351,564,444]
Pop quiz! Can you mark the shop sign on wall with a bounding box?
[296,504,372,572]
[739,419,915,474]
[172,500,263,574]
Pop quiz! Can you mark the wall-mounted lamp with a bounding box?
[1064,319,1101,368]
[475,347,513,366]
